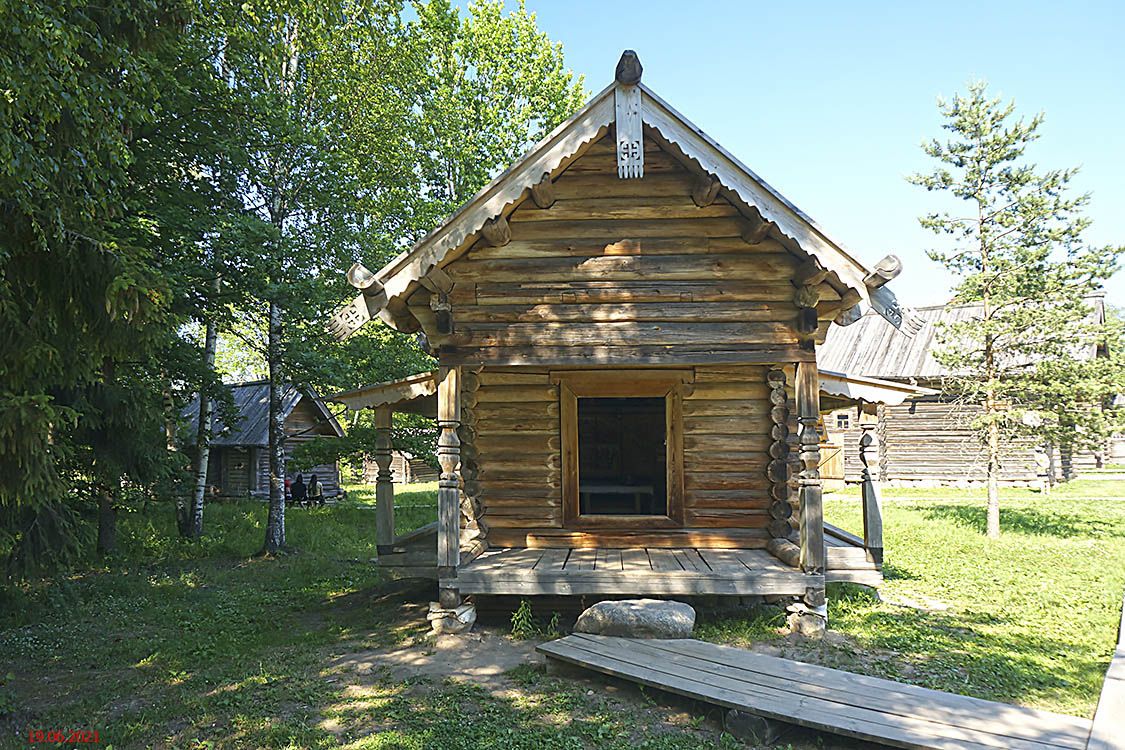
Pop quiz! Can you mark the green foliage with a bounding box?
[910,82,1124,535]
[510,598,537,639]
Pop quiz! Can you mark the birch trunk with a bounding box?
[187,319,218,539]
[261,299,286,553]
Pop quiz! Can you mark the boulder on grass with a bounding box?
[574,599,695,639]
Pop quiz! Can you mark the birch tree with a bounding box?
[911,82,1122,538]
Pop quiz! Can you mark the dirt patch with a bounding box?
[329,628,543,688]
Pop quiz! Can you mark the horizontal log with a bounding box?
[477,371,551,385]
[685,434,772,453]
[509,196,740,222]
[479,485,560,500]
[478,467,560,484]
[691,365,767,382]
[684,452,769,474]
[457,321,797,348]
[685,509,770,527]
[564,150,690,174]
[456,302,799,325]
[685,472,772,491]
[684,494,771,510]
[459,280,834,306]
[503,217,758,241]
[482,495,562,508]
[447,253,799,283]
[524,528,771,549]
[684,383,771,400]
[473,402,559,419]
[474,385,559,402]
[475,434,561,454]
[466,236,790,260]
[685,415,773,435]
[480,456,561,473]
[483,513,562,528]
[682,399,774,418]
[441,345,816,367]
[551,172,696,200]
[474,416,559,433]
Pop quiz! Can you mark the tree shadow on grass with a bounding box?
[920,503,1124,539]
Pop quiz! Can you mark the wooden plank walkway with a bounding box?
[453,546,819,596]
[1088,592,1125,749]
[538,634,1092,750]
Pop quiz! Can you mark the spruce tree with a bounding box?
[911,82,1122,538]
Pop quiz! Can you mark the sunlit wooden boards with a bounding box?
[538,635,1092,750]
[1088,592,1125,750]
[452,546,817,596]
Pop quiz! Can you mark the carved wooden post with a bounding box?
[436,366,462,608]
[796,361,825,576]
[859,422,883,566]
[374,405,395,556]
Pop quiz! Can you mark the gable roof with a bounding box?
[819,296,1107,381]
[333,52,911,338]
[181,381,344,447]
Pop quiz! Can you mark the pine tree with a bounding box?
[910,82,1122,538]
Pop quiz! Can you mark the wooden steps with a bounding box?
[538,634,1092,750]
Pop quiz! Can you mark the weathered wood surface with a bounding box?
[538,635,1092,750]
[434,133,842,363]
[475,364,778,550]
[1088,591,1125,750]
[451,546,819,596]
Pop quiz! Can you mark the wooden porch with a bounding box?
[375,519,881,593]
[451,546,820,597]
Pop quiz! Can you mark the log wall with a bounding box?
[476,365,775,549]
[432,134,839,367]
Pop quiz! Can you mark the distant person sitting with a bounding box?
[291,474,307,506]
[308,473,324,506]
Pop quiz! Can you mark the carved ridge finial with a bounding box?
[615,50,642,85]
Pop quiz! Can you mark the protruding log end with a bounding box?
[615,50,643,85]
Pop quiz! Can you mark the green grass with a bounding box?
[0,486,739,750]
[698,484,1125,717]
[4,481,1123,747]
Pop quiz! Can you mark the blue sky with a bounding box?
[524,0,1125,307]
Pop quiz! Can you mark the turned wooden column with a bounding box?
[859,421,883,566]
[373,405,395,556]
[796,361,825,576]
[436,366,462,608]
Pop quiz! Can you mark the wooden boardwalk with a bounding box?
[1088,593,1125,750]
[538,634,1093,750]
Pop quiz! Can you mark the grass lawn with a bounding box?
[2,480,1123,748]
[698,479,1125,717]
[0,486,741,750]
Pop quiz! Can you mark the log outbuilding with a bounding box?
[329,53,920,629]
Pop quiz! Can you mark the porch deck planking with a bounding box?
[450,545,819,596]
[538,634,1092,750]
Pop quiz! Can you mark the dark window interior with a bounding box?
[577,397,667,516]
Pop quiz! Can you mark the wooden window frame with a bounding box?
[552,370,689,530]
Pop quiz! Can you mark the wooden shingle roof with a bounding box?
[181,382,343,447]
[819,297,1106,381]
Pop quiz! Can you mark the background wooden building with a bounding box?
[819,297,1109,486]
[329,52,919,627]
[183,381,345,499]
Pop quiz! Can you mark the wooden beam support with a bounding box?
[691,175,722,207]
[859,423,884,566]
[481,216,511,247]
[373,405,395,555]
[530,174,556,209]
[741,221,771,246]
[796,361,825,576]
[793,259,829,287]
[863,254,902,289]
[436,366,462,608]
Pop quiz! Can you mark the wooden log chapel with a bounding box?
[329,52,922,629]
